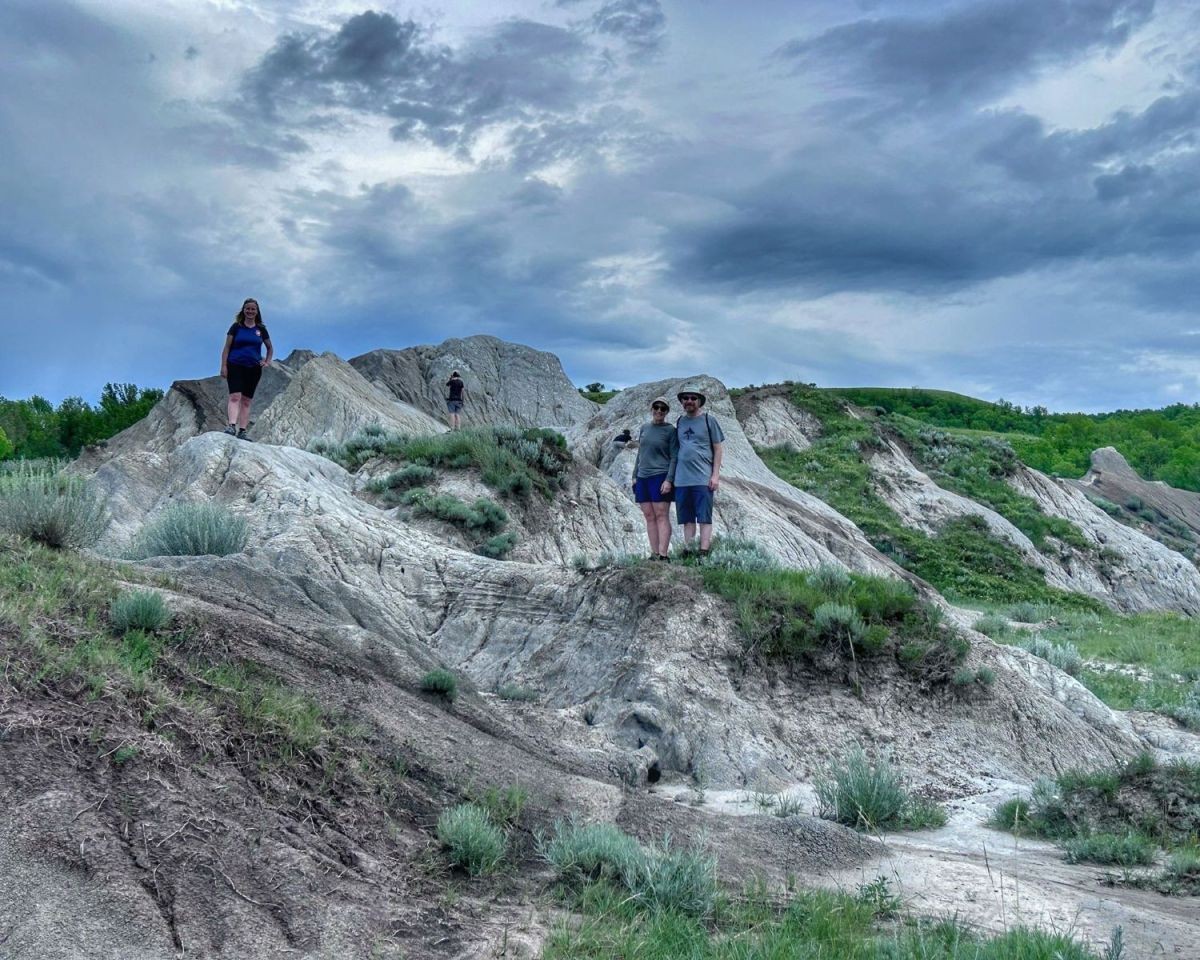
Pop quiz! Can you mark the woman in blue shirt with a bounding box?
[220,298,273,440]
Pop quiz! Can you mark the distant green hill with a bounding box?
[830,387,1200,493]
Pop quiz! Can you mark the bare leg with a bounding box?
[639,502,659,556]
[237,396,253,429]
[682,522,697,549]
[652,501,672,557]
[699,523,714,550]
[227,393,241,426]
[453,412,461,430]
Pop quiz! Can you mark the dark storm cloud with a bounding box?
[238,11,592,158]
[590,0,667,63]
[777,0,1155,104]
[668,64,1200,296]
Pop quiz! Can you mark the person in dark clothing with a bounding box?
[220,298,273,441]
[632,396,679,560]
[445,371,466,430]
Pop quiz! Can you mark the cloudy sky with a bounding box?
[3,0,1200,411]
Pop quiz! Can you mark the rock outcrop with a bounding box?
[253,353,444,448]
[82,431,1143,793]
[571,377,910,577]
[733,386,821,451]
[350,335,597,431]
[1069,446,1200,558]
[1008,465,1200,615]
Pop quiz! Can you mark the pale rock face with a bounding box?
[1069,446,1200,548]
[1008,466,1200,615]
[80,433,1143,792]
[571,376,911,577]
[734,390,820,450]
[253,353,445,448]
[349,335,598,431]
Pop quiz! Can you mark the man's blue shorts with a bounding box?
[633,473,670,503]
[675,485,714,524]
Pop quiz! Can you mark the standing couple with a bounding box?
[631,386,725,561]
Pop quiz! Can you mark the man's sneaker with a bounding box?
[223,424,237,436]
[236,428,252,442]
[699,547,711,557]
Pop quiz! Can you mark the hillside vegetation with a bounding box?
[832,387,1200,492]
[0,383,164,460]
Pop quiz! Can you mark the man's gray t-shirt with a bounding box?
[674,413,725,487]
[633,422,679,480]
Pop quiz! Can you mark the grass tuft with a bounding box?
[813,748,946,831]
[420,668,458,701]
[110,589,171,633]
[0,462,109,549]
[437,804,506,876]
[129,502,248,558]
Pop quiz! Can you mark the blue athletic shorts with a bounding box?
[633,473,670,503]
[446,400,463,413]
[675,485,714,524]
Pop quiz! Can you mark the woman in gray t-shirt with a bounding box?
[631,396,679,561]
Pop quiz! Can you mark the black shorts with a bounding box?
[227,363,263,398]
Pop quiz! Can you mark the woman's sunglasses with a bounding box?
[651,404,668,412]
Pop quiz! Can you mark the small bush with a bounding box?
[1063,832,1155,866]
[110,589,171,633]
[0,464,109,549]
[437,804,506,876]
[129,502,248,558]
[621,837,718,917]
[989,797,1033,833]
[539,820,643,885]
[849,575,916,622]
[702,538,779,573]
[420,668,458,701]
[476,784,528,829]
[496,683,538,702]
[367,464,438,498]
[1007,601,1042,623]
[973,614,1010,638]
[476,532,517,560]
[812,601,865,646]
[814,748,944,831]
[807,563,851,598]
[1019,634,1083,676]
[466,498,508,534]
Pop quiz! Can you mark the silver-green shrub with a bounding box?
[437,804,506,876]
[701,538,779,572]
[110,589,171,633]
[1018,634,1083,676]
[538,820,643,885]
[808,563,852,598]
[813,602,866,645]
[621,837,718,917]
[129,502,248,558]
[0,462,109,549]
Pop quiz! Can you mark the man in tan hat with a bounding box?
[631,396,679,560]
[673,384,724,556]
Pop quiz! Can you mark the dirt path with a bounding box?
[823,792,1198,958]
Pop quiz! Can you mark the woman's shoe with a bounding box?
[236,428,252,441]
[223,424,237,436]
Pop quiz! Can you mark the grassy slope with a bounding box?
[753,385,1197,727]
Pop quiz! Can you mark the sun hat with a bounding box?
[675,383,707,406]
[650,396,671,411]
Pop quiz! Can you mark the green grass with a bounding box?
[202,662,329,755]
[420,668,458,701]
[0,461,109,549]
[110,589,171,633]
[436,803,506,876]
[813,748,947,832]
[1063,832,1155,866]
[544,877,1109,959]
[696,559,968,686]
[313,425,570,499]
[758,444,1100,611]
[989,752,1200,890]
[128,502,248,559]
[1017,608,1200,722]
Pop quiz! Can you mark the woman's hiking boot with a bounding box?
[223,424,237,436]
[236,428,251,442]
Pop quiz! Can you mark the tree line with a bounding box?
[834,388,1200,492]
[0,384,165,461]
